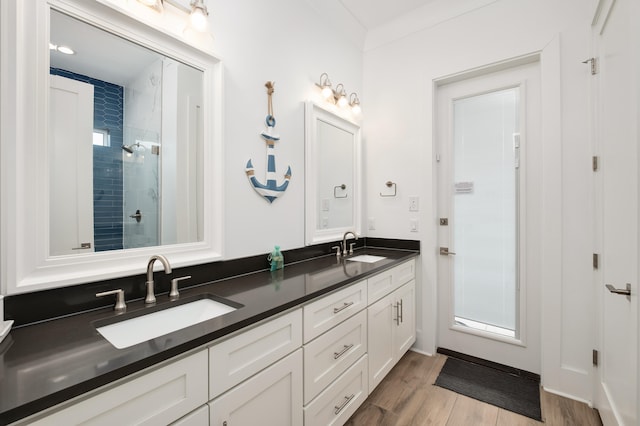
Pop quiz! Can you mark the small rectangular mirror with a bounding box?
[305,102,361,245]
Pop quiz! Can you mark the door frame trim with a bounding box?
[435,58,539,369]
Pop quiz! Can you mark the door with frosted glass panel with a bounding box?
[453,88,519,338]
[436,60,540,373]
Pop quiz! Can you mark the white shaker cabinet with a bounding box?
[209,349,303,426]
[368,279,416,393]
[22,350,209,426]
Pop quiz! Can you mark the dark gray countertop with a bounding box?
[0,248,418,424]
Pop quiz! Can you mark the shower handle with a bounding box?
[130,210,142,223]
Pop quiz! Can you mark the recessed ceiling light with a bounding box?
[50,43,76,55]
[56,45,75,55]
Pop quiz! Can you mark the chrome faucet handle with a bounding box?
[170,275,192,299]
[349,243,356,254]
[96,289,126,311]
[331,246,342,257]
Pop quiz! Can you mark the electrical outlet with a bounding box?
[368,217,376,230]
[410,219,418,232]
[409,197,419,212]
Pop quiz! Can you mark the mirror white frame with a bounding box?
[0,0,223,294]
[305,101,362,245]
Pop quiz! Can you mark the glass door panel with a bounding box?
[452,87,519,337]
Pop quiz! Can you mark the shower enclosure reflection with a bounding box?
[49,9,203,256]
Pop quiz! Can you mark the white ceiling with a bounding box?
[338,0,438,30]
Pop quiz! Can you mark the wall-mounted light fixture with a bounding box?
[315,73,361,114]
[137,0,210,32]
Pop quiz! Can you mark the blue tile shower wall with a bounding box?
[50,68,124,251]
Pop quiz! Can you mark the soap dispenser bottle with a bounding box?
[269,245,284,271]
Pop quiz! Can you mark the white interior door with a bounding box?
[49,75,94,256]
[436,60,541,373]
[593,0,638,424]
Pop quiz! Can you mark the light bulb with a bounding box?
[57,45,75,55]
[351,103,361,115]
[337,95,348,108]
[190,8,208,32]
[321,86,333,99]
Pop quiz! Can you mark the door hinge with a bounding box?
[439,218,448,226]
[582,57,598,75]
[593,349,599,366]
[592,156,599,171]
[593,253,599,269]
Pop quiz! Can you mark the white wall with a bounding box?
[207,0,363,259]
[363,0,594,402]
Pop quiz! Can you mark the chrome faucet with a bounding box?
[145,255,172,304]
[342,231,358,256]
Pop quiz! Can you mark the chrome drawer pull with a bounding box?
[333,301,354,314]
[333,343,354,359]
[334,393,355,415]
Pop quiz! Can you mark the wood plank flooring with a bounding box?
[345,351,602,426]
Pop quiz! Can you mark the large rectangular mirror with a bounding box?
[49,9,203,255]
[1,0,222,294]
[305,102,362,245]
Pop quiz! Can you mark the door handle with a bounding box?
[71,242,92,250]
[605,283,631,300]
[439,247,456,255]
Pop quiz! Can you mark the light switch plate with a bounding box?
[410,219,418,232]
[409,197,419,212]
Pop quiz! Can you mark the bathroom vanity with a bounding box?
[0,249,417,425]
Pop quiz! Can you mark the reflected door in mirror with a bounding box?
[49,10,204,256]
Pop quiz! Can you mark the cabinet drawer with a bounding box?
[210,349,303,426]
[367,259,415,304]
[393,259,415,288]
[303,310,367,404]
[303,280,367,343]
[304,354,368,426]
[27,350,208,426]
[209,309,302,399]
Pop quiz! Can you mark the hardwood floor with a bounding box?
[345,351,602,426]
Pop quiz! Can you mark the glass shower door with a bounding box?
[123,137,161,249]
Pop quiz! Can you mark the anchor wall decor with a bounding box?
[246,81,292,203]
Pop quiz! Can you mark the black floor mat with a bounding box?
[435,357,542,421]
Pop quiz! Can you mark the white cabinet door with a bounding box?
[367,291,395,392]
[394,280,416,359]
[367,281,416,393]
[209,349,303,426]
[28,350,208,426]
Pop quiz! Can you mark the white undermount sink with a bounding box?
[346,255,387,263]
[97,298,237,349]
